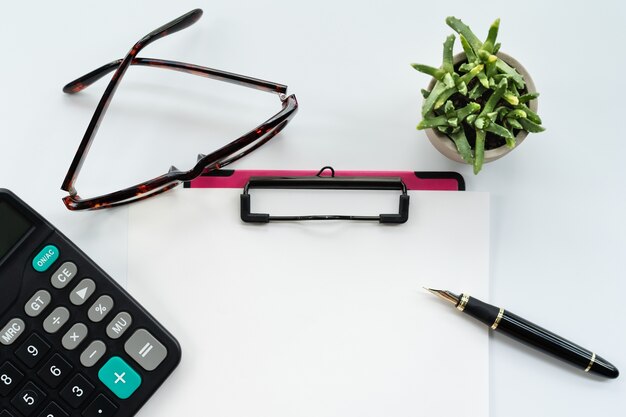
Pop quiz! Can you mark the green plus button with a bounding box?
[98,356,142,399]
[32,245,59,272]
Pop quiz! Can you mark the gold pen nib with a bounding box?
[423,287,460,306]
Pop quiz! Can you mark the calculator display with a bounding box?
[0,201,32,259]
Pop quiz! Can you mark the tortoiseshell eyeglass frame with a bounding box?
[61,9,298,211]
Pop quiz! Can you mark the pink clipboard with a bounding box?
[184,169,465,191]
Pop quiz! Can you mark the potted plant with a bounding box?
[411,17,544,174]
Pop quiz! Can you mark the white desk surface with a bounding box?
[2,1,624,416]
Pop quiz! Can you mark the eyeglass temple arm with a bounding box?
[63,58,288,95]
[61,9,203,194]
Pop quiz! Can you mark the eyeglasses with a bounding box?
[61,9,298,211]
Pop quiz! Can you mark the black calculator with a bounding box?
[0,189,181,417]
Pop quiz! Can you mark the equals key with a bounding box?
[125,329,168,371]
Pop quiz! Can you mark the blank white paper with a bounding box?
[127,188,490,417]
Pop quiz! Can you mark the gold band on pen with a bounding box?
[491,308,504,330]
[584,352,596,373]
[457,294,470,311]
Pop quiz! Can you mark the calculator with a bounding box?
[0,189,181,417]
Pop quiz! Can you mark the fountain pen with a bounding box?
[426,289,619,379]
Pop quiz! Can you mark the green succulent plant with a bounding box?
[412,17,544,174]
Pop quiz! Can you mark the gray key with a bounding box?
[106,312,132,339]
[62,323,88,350]
[50,262,78,289]
[24,290,51,317]
[43,307,70,334]
[87,295,114,323]
[124,329,168,371]
[80,340,107,368]
[0,318,25,346]
[69,278,96,306]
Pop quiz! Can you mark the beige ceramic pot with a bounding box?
[424,52,538,164]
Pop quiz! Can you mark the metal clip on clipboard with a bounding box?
[240,167,410,224]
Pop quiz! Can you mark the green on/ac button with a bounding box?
[32,245,59,272]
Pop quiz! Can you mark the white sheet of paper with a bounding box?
[127,188,490,417]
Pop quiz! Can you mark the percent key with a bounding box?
[89,296,114,323]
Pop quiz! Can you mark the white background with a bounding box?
[1,1,624,416]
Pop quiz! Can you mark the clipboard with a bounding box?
[184,168,465,191]
[185,168,464,224]
[126,186,490,417]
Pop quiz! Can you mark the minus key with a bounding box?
[80,340,107,368]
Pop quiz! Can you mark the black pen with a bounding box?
[425,288,619,379]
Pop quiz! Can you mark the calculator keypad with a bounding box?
[11,381,46,416]
[98,357,141,400]
[69,280,96,307]
[42,307,70,334]
[82,394,117,417]
[1,236,179,417]
[37,402,68,417]
[15,334,50,369]
[124,330,167,372]
[61,324,88,351]
[24,291,51,318]
[0,319,26,346]
[38,354,73,389]
[87,296,114,323]
[0,361,24,396]
[80,341,106,369]
[60,374,94,408]
[105,313,132,340]
[31,246,59,273]
[50,262,78,290]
